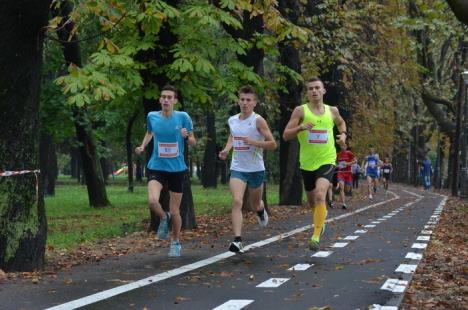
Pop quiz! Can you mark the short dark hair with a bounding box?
[238,85,257,99]
[161,84,178,99]
[306,76,324,85]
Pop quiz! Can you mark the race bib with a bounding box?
[233,136,251,152]
[308,129,328,144]
[339,161,346,169]
[383,168,390,173]
[368,161,376,168]
[158,142,179,158]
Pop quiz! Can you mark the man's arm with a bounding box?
[242,116,276,150]
[135,131,153,155]
[330,106,346,147]
[283,106,308,141]
[219,135,233,160]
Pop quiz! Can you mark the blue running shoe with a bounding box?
[157,212,171,240]
[168,241,181,257]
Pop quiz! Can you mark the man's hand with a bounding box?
[180,128,189,139]
[301,122,314,131]
[135,146,144,155]
[336,133,346,147]
[219,149,229,160]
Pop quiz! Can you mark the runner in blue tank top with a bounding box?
[362,145,381,200]
[135,85,197,257]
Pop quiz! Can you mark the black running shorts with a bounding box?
[301,164,336,192]
[147,169,186,193]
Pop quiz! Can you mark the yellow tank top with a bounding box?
[297,103,337,171]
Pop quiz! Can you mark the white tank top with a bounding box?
[228,113,265,172]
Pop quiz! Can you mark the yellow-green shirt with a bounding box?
[297,103,336,171]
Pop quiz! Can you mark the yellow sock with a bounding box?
[313,203,327,240]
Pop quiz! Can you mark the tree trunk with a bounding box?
[126,110,139,193]
[53,1,110,207]
[278,43,303,205]
[0,0,50,271]
[40,133,57,196]
[201,111,217,188]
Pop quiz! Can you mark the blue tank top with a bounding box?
[366,154,378,173]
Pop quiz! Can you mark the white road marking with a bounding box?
[213,300,254,310]
[44,193,401,310]
[381,278,408,293]
[411,243,427,249]
[288,264,313,271]
[377,218,387,221]
[343,235,359,240]
[369,304,398,310]
[402,189,423,198]
[382,215,392,219]
[424,225,435,229]
[354,230,368,234]
[420,230,432,235]
[395,264,417,273]
[371,221,381,224]
[256,278,290,288]
[311,251,333,257]
[364,224,376,228]
[417,236,430,241]
[331,242,349,248]
[405,252,423,260]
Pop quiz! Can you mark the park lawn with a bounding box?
[46,177,279,250]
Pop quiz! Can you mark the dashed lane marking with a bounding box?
[256,278,290,288]
[212,300,254,310]
[395,264,417,274]
[405,252,423,260]
[311,251,333,257]
[288,264,313,271]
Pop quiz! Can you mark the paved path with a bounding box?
[0,185,446,310]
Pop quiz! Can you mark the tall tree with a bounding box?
[52,0,111,207]
[0,0,51,271]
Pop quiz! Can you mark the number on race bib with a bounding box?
[158,142,179,158]
[308,129,328,144]
[233,136,251,152]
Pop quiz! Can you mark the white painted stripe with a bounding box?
[381,278,408,293]
[420,230,432,235]
[424,225,435,229]
[417,236,430,241]
[369,304,398,310]
[343,235,359,240]
[354,230,368,234]
[404,202,413,207]
[213,300,254,310]
[45,193,401,310]
[364,224,376,228]
[395,264,417,273]
[371,221,381,224]
[288,263,313,271]
[382,215,392,219]
[256,278,290,288]
[331,242,348,248]
[411,243,427,249]
[405,252,423,260]
[402,189,423,198]
[377,218,387,221]
[312,251,333,257]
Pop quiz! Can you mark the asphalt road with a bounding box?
[0,185,446,310]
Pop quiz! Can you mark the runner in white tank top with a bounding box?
[219,86,277,253]
[228,112,265,172]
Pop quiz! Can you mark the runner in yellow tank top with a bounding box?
[283,77,347,251]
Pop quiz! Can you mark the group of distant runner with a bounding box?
[135,77,396,257]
